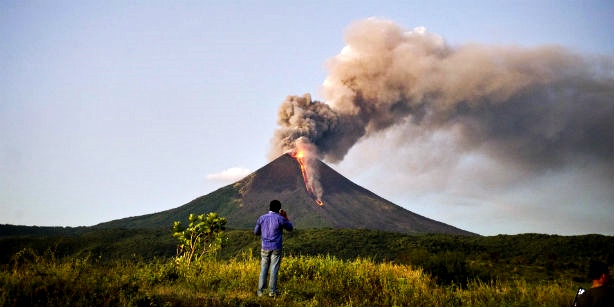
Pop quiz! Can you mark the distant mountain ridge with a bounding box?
[95,154,476,236]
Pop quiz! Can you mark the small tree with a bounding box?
[172,212,227,265]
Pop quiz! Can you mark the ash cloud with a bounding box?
[269,18,614,173]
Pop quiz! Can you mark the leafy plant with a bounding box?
[172,212,227,265]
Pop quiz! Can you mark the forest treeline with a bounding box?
[1,225,612,285]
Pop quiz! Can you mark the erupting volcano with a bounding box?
[95,153,475,236]
[94,18,611,237]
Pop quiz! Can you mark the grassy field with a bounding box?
[1,226,612,306]
[1,247,581,307]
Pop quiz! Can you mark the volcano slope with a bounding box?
[95,153,475,236]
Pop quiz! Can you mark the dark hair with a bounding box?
[269,200,282,213]
[588,260,610,280]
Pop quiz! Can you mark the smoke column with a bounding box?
[270,18,613,167]
[269,18,613,206]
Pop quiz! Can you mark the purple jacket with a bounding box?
[254,211,293,250]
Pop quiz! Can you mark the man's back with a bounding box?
[254,211,293,250]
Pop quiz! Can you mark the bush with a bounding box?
[172,212,227,266]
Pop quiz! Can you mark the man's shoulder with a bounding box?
[257,212,275,220]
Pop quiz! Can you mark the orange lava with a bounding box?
[290,150,324,207]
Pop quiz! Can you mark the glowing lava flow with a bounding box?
[290,150,324,206]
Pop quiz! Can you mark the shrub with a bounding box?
[172,212,227,266]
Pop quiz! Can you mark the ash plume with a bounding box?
[269,18,614,174]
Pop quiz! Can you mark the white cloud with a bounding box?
[206,167,251,182]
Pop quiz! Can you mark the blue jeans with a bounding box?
[258,249,282,295]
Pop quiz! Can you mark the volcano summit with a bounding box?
[96,154,475,236]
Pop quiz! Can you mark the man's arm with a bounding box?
[284,221,294,231]
[280,209,293,231]
[254,219,261,235]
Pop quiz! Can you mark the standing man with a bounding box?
[576,260,614,307]
[254,199,293,297]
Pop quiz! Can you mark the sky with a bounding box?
[1,0,612,236]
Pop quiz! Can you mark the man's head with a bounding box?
[588,260,610,283]
[269,200,282,213]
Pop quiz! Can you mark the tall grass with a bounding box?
[0,248,578,307]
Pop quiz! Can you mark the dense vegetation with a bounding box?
[1,224,613,306]
[1,249,579,307]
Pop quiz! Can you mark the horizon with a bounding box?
[1,1,613,236]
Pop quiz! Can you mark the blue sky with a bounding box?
[1,1,612,235]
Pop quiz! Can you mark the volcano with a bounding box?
[95,154,475,235]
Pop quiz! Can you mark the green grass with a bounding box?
[0,248,579,307]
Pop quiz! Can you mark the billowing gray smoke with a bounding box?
[270,18,613,177]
